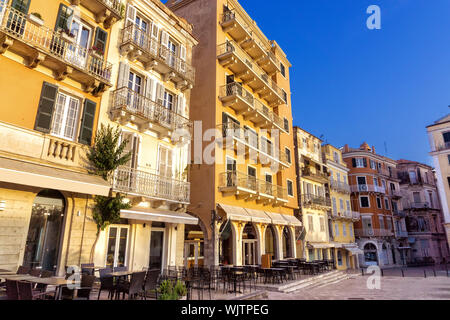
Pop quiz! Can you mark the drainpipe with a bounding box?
[64,194,76,276]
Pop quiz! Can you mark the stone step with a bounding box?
[283,271,356,293]
[277,270,341,292]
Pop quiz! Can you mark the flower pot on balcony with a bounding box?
[61,32,75,43]
[28,14,44,27]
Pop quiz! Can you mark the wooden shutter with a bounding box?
[78,99,97,145]
[117,62,130,89]
[158,146,172,178]
[151,22,159,40]
[145,77,155,100]
[54,4,73,32]
[177,93,185,117]
[180,45,187,61]
[155,82,165,105]
[93,27,108,56]
[160,30,169,59]
[126,4,136,26]
[121,131,133,168]
[363,158,367,168]
[34,82,58,133]
[131,135,140,169]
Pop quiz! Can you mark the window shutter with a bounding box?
[55,4,73,32]
[34,82,58,133]
[93,27,108,56]
[117,62,130,89]
[177,93,185,116]
[363,158,367,168]
[79,99,97,145]
[156,82,165,105]
[352,158,356,168]
[145,77,155,100]
[131,135,140,169]
[160,30,169,59]
[180,45,186,61]
[151,23,159,40]
[126,4,136,26]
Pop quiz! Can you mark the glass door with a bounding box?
[134,15,148,48]
[226,157,237,187]
[106,226,129,268]
[149,230,165,270]
[242,241,256,265]
[66,18,91,69]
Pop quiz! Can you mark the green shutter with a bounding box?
[79,99,97,145]
[34,82,58,133]
[94,27,108,56]
[55,4,73,32]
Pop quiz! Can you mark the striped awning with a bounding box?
[244,208,272,224]
[281,214,303,227]
[218,204,252,222]
[264,211,289,226]
[121,208,198,225]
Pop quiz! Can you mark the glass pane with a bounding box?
[63,97,79,140]
[51,94,66,137]
[149,231,164,270]
[117,228,128,267]
[106,227,117,268]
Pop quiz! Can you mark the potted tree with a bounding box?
[157,280,188,300]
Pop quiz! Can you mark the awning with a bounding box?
[121,208,198,225]
[344,245,364,255]
[281,214,303,227]
[0,157,110,196]
[244,208,271,224]
[307,243,334,249]
[264,211,289,225]
[218,204,252,222]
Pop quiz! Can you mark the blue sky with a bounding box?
[166,0,450,165]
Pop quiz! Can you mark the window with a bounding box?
[343,224,347,236]
[282,89,287,103]
[360,196,370,208]
[337,250,342,266]
[353,158,366,168]
[332,198,337,214]
[333,152,339,163]
[51,92,81,141]
[335,223,339,237]
[106,226,129,268]
[287,180,294,197]
[308,216,314,232]
[340,199,344,211]
[448,155,450,165]
[384,198,389,210]
[283,118,290,132]
[349,224,353,236]
[413,192,421,203]
[374,177,378,187]
[346,200,351,211]
[409,171,417,184]
[376,197,382,209]
[280,62,286,77]
[163,91,174,110]
[320,217,325,232]
[285,148,291,164]
[357,176,367,186]
[370,160,377,170]
[379,216,385,229]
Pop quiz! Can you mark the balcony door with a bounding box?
[127,71,143,112]
[247,166,256,191]
[106,226,129,268]
[6,0,30,35]
[226,157,237,187]
[357,176,367,191]
[134,15,148,48]
[66,18,92,69]
[120,132,139,191]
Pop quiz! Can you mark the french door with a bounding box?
[51,92,80,141]
[127,71,143,112]
[226,157,237,187]
[66,18,92,69]
[242,240,257,266]
[167,40,176,68]
[149,229,165,270]
[106,226,129,268]
[158,146,173,198]
[134,15,148,48]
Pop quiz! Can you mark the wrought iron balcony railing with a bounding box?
[354,229,394,237]
[111,87,191,132]
[111,166,190,204]
[0,6,112,86]
[121,24,195,84]
[329,179,351,194]
[351,184,386,194]
[301,194,332,208]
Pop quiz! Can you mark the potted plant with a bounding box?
[28,12,44,26]
[61,28,75,43]
[157,280,187,300]
[90,46,104,58]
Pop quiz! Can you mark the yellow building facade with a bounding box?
[0,0,120,275]
[323,144,361,270]
[168,0,301,267]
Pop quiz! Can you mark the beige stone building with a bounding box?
[427,114,450,250]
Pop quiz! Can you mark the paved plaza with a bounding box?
[266,272,450,300]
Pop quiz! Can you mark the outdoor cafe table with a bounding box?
[30,277,76,300]
[0,275,37,281]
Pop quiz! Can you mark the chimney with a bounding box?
[372,146,376,154]
[343,144,349,153]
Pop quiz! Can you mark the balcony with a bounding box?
[301,194,331,209]
[219,171,288,207]
[389,189,402,199]
[219,123,290,169]
[403,202,439,210]
[329,179,351,194]
[219,83,284,131]
[396,230,409,238]
[111,166,190,205]
[70,0,123,28]
[301,167,329,184]
[351,184,386,194]
[0,6,112,94]
[121,25,195,89]
[352,211,361,221]
[393,210,406,218]
[220,9,280,76]
[110,87,191,138]
[354,229,394,238]
[432,141,450,153]
[217,41,285,106]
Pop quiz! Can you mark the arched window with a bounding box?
[265,226,277,260]
[282,227,293,258]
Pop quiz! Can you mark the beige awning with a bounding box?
[218,203,252,222]
[264,211,289,225]
[281,214,303,227]
[307,243,334,249]
[244,208,271,224]
[0,157,110,196]
[344,246,364,255]
[121,208,198,225]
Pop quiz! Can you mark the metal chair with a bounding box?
[97,267,114,300]
[17,281,48,300]
[115,271,146,300]
[16,266,30,275]
[6,280,19,300]
[142,269,160,300]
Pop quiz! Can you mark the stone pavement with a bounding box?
[265,273,450,300]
